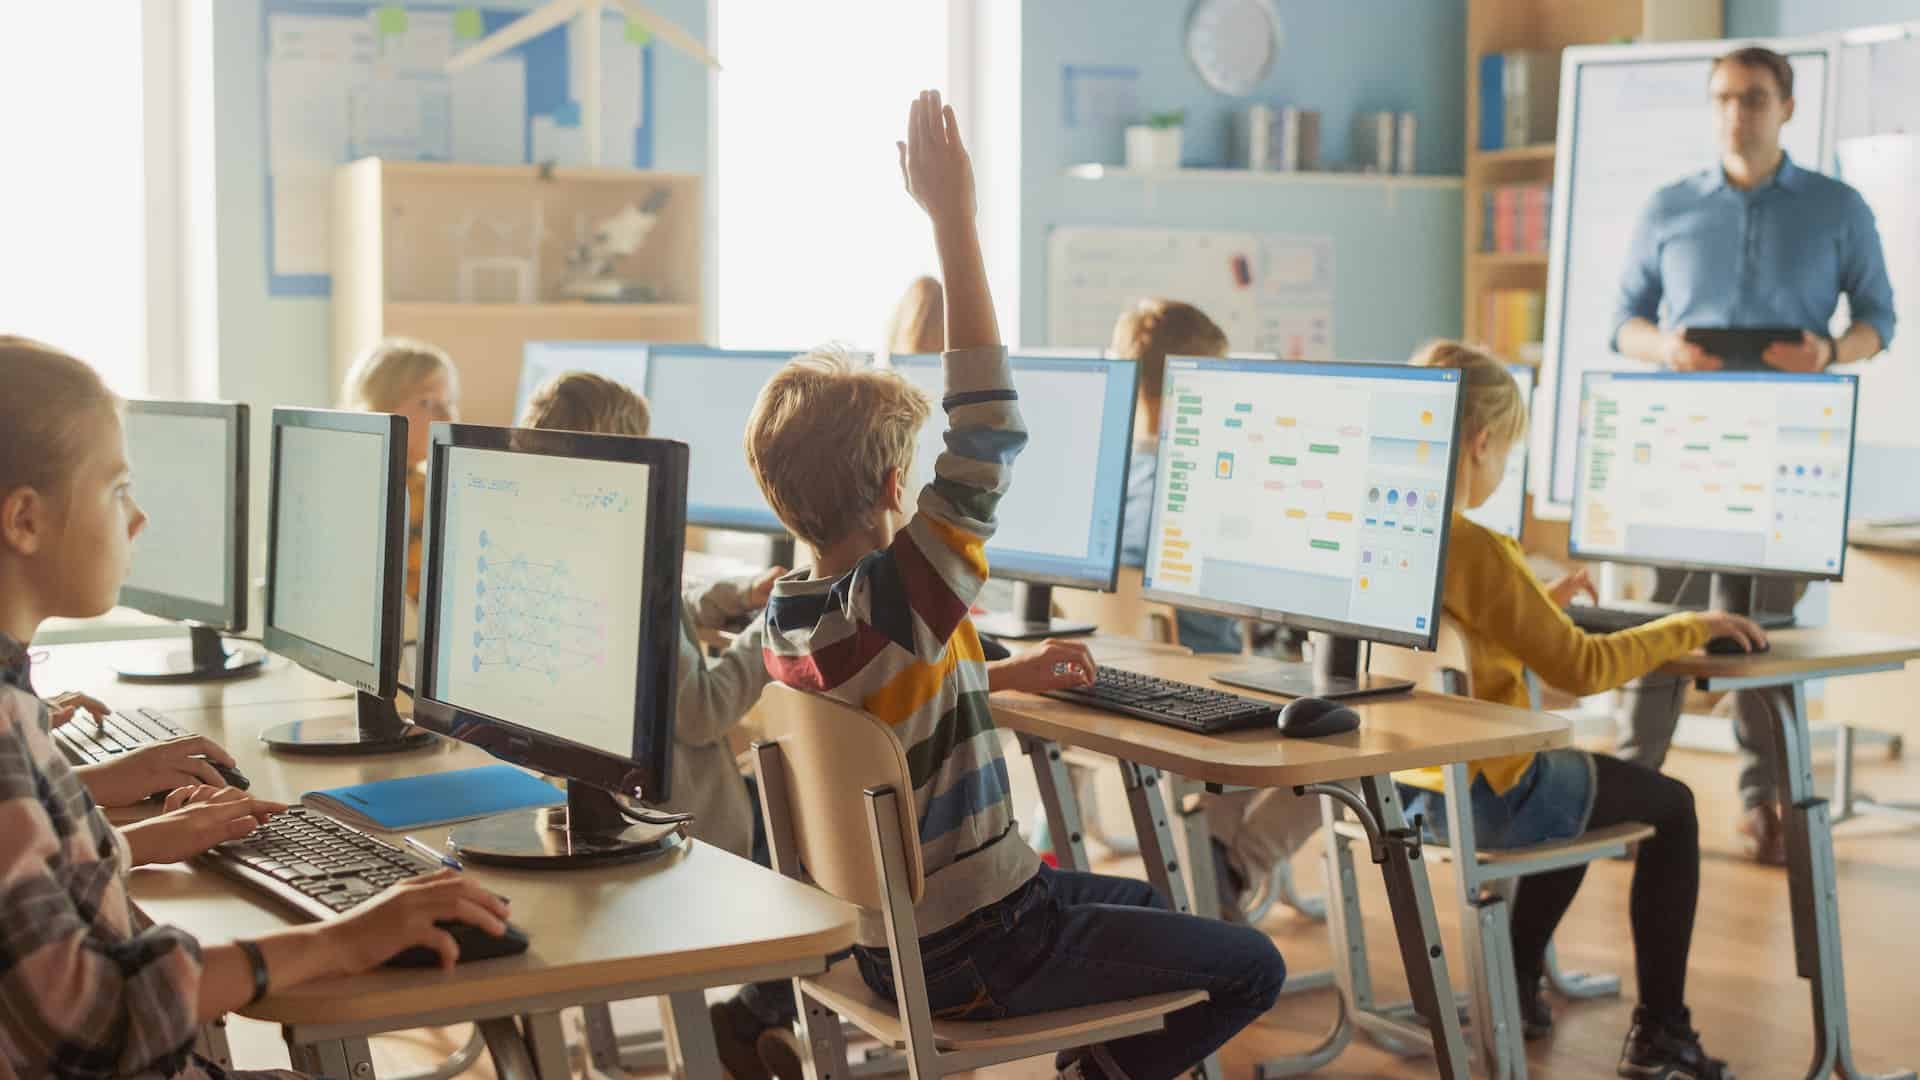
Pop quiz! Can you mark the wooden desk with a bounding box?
[117,694,856,1080]
[29,639,349,715]
[993,651,1571,1080]
[1660,629,1920,1080]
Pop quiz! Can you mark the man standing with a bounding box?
[1611,45,1896,864]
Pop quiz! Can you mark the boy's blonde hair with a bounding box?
[1408,340,1528,447]
[886,276,945,356]
[0,336,118,498]
[520,372,652,437]
[746,346,931,550]
[1109,299,1229,416]
[340,337,457,412]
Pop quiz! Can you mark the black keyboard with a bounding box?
[52,706,189,766]
[1046,668,1279,734]
[200,807,529,966]
[1569,605,1795,634]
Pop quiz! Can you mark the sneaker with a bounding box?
[1210,838,1249,922]
[754,1025,805,1080]
[1617,1005,1735,1079]
[1516,972,1553,1041]
[709,998,775,1080]
[1737,804,1787,866]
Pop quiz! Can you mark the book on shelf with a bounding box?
[1478,49,1562,151]
[1481,183,1553,254]
[1479,288,1545,359]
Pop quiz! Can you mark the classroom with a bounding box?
[4,1,1919,1078]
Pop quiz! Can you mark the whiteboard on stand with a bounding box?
[1836,133,1920,448]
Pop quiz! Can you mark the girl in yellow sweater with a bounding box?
[1398,341,1764,1080]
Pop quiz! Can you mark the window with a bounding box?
[0,6,152,394]
[715,3,953,351]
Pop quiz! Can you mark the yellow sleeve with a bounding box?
[1445,520,1711,698]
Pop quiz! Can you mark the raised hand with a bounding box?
[897,89,975,227]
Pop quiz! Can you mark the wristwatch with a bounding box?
[236,939,270,1007]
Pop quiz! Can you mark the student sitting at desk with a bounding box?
[0,337,509,1079]
[886,274,945,357]
[744,93,1286,1080]
[1397,340,1766,1079]
[340,337,462,606]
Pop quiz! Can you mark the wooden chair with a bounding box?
[751,684,1206,1078]
[1347,621,1652,1080]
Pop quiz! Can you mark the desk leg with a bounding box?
[1021,734,1090,871]
[1775,683,1916,1080]
[285,1033,374,1078]
[665,990,727,1080]
[1116,761,1218,1080]
[1169,775,1223,922]
[521,1012,569,1080]
[193,1020,233,1070]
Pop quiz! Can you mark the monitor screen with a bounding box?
[1140,358,1464,649]
[514,341,650,424]
[1461,364,1535,540]
[265,409,403,692]
[414,425,689,801]
[891,353,1138,589]
[1571,371,1858,579]
[120,401,247,627]
[643,345,793,533]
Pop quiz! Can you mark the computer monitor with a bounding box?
[514,340,650,424]
[1570,370,1858,612]
[261,408,427,754]
[1140,357,1465,699]
[1461,364,1535,541]
[641,345,793,536]
[115,400,266,682]
[413,423,690,868]
[890,352,1139,639]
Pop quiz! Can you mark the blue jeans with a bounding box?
[1399,747,1597,849]
[854,867,1286,1080]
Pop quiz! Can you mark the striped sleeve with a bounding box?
[882,345,1026,660]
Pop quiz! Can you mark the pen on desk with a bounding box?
[403,834,464,871]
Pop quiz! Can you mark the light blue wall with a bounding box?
[1726,0,1920,37]
[1018,1,1466,359]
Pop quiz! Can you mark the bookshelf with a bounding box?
[1463,0,1720,553]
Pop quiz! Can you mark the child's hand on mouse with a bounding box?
[74,734,239,807]
[898,89,975,227]
[987,639,1098,694]
[1699,611,1768,653]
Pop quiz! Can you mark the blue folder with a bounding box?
[304,765,565,831]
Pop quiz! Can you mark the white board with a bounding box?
[1836,134,1920,448]
[1536,40,1832,516]
[1047,227,1334,360]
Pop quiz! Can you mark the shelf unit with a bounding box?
[1065,164,1464,190]
[1464,0,1721,553]
[332,159,704,426]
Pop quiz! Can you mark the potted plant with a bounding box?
[1125,110,1186,171]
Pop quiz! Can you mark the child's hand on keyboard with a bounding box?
[76,734,240,807]
[44,690,110,729]
[121,787,289,866]
[987,639,1099,694]
[327,868,513,972]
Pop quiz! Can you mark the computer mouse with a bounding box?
[203,758,251,790]
[383,919,530,969]
[978,633,1012,662]
[1705,636,1771,656]
[1278,696,1361,738]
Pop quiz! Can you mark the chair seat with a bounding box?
[1333,820,1655,863]
[799,958,1206,1053]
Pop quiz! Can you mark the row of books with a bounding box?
[1480,288,1545,359]
[1481,183,1553,254]
[1478,49,1561,151]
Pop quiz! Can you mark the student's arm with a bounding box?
[674,605,773,747]
[684,568,783,630]
[1446,524,1712,697]
[900,89,997,351]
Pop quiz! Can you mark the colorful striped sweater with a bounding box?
[762,345,1039,945]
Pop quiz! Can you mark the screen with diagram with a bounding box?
[1572,372,1857,577]
[431,446,652,761]
[123,409,234,609]
[515,341,651,423]
[270,423,387,663]
[643,346,792,533]
[1462,364,1535,540]
[891,354,1136,587]
[1142,359,1462,645]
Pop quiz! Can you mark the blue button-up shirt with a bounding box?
[1612,154,1896,352]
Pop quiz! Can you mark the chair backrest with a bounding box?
[1053,566,1180,643]
[1368,616,1475,696]
[754,683,926,910]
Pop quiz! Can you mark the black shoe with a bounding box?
[1210,838,1249,922]
[710,997,775,1080]
[1618,1005,1734,1079]
[1516,972,1553,1041]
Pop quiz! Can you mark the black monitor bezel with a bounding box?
[1137,356,1466,652]
[263,407,406,697]
[118,399,249,631]
[412,422,689,803]
[1568,370,1860,582]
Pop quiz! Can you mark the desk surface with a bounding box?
[992,652,1570,789]
[30,639,350,715]
[1846,521,1920,555]
[1657,628,1920,681]
[121,694,856,1029]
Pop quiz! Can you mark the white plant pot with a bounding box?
[1125,125,1184,171]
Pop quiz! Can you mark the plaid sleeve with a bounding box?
[0,687,207,1078]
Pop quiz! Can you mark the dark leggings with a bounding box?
[1508,753,1699,1019]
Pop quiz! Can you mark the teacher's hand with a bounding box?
[1663,329,1721,372]
[1763,331,1831,374]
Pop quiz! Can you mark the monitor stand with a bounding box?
[770,534,798,571]
[1708,572,1796,630]
[1211,631,1414,702]
[259,690,436,755]
[973,582,1096,641]
[449,781,689,869]
[114,625,266,683]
